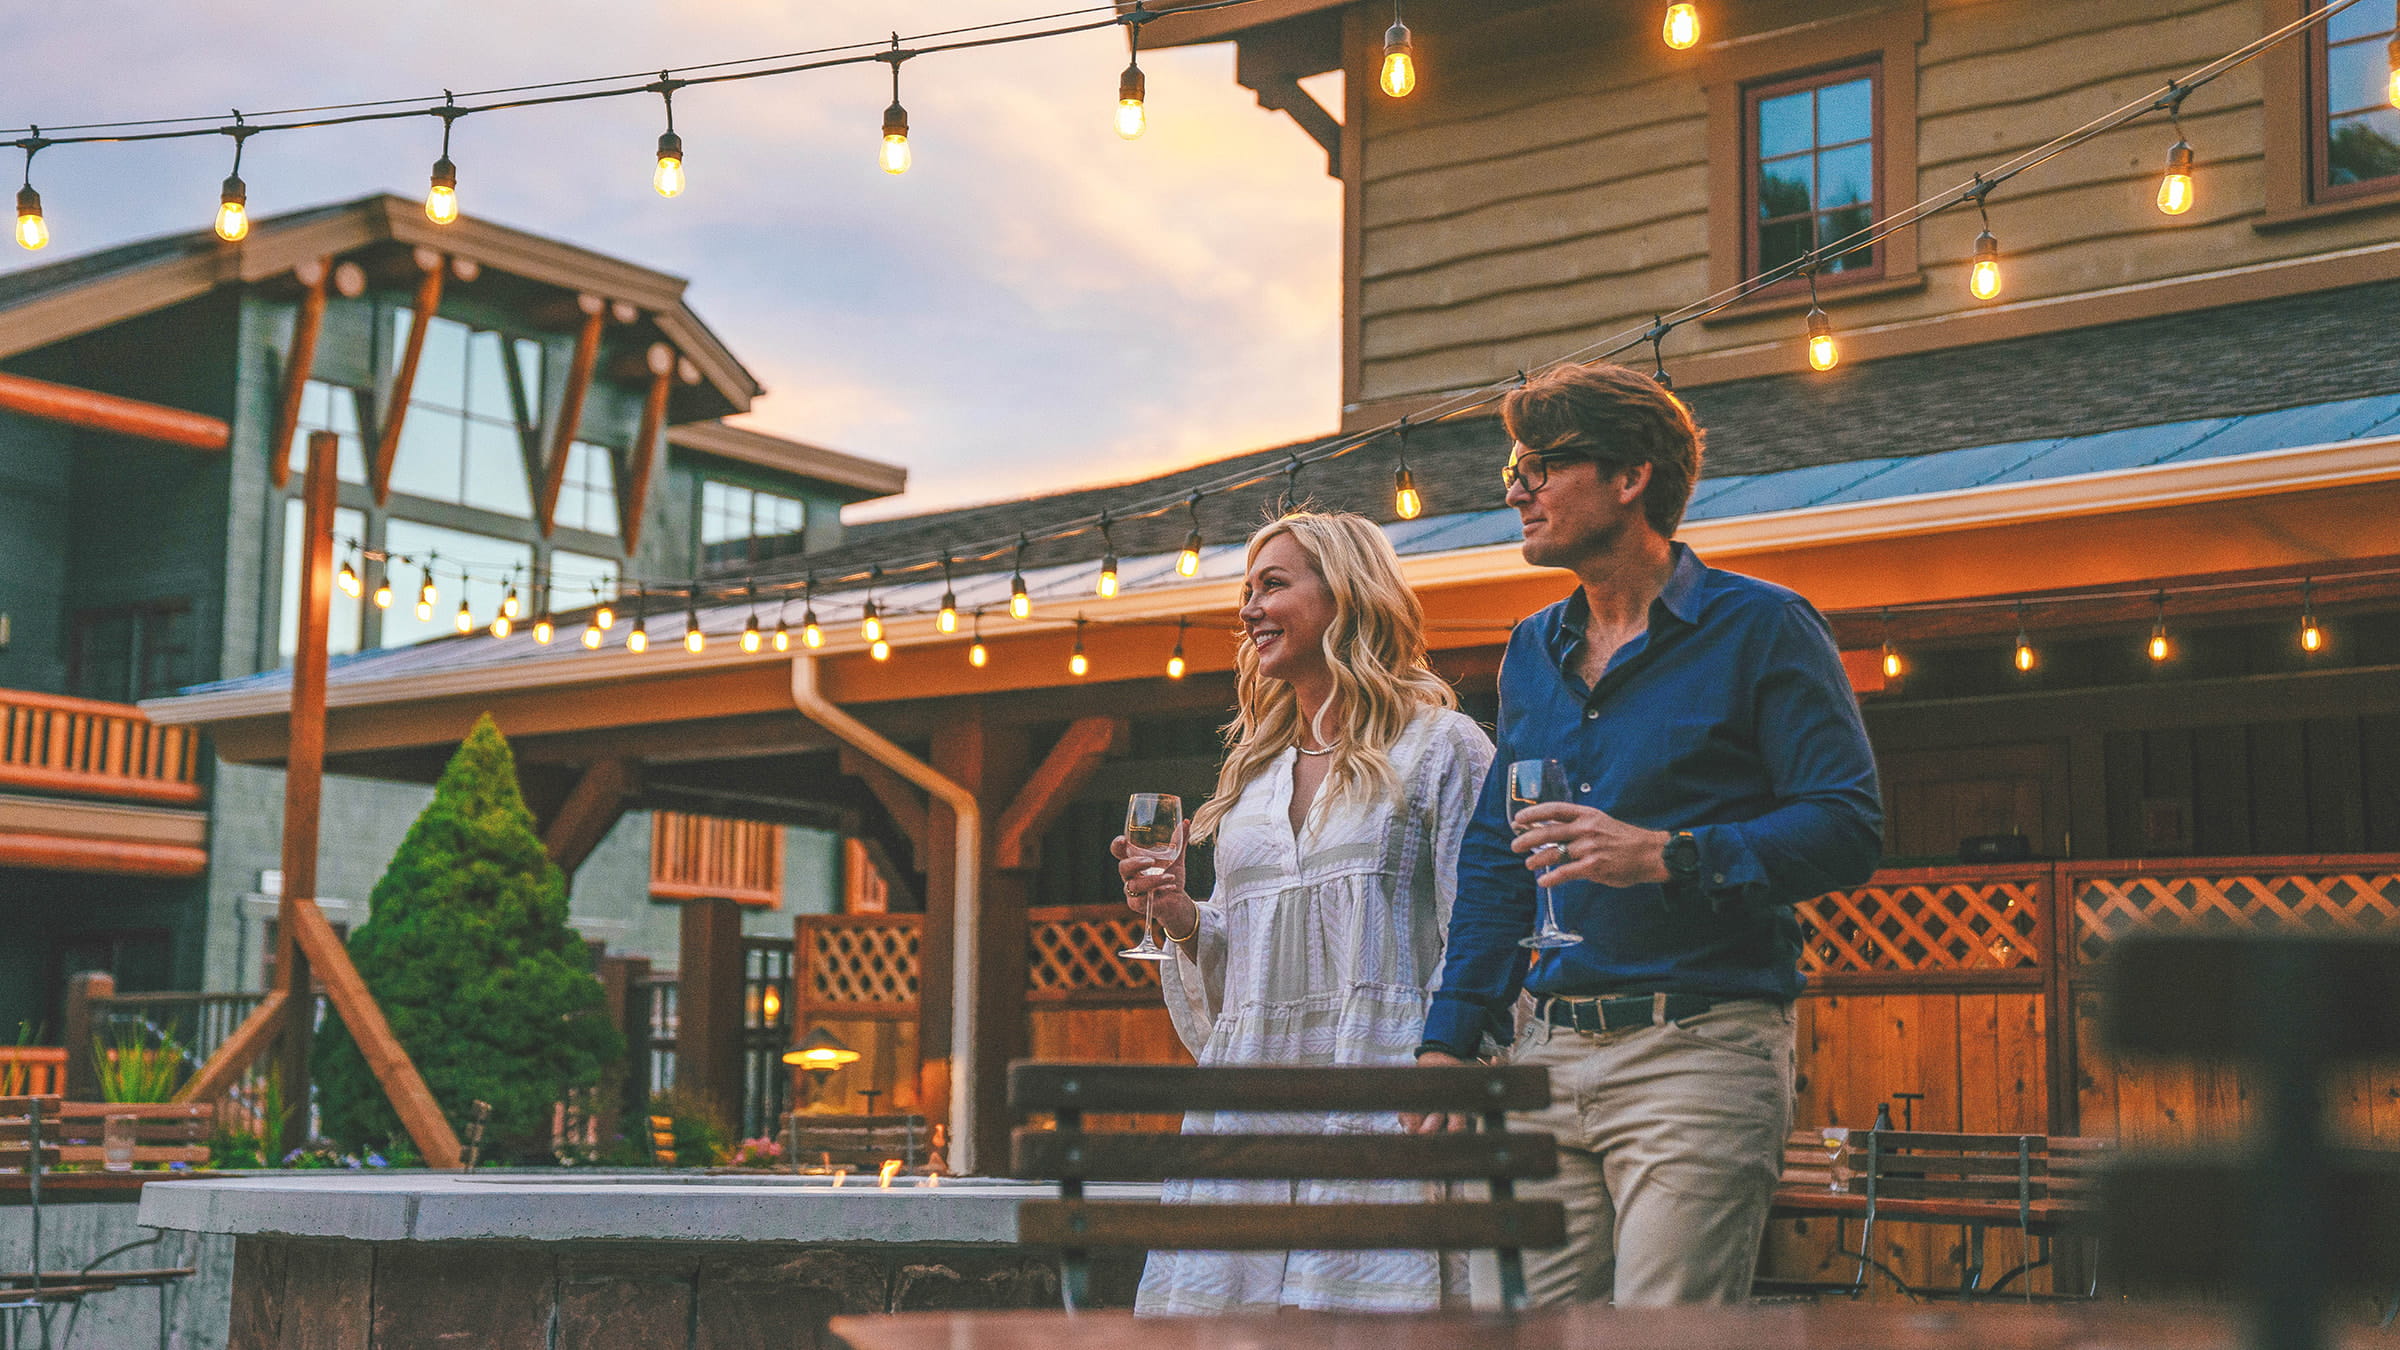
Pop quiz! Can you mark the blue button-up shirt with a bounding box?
[1421,543,1882,1056]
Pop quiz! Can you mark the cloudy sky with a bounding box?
[1,1,1343,518]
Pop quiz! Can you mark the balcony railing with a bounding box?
[649,811,783,905]
[0,688,202,804]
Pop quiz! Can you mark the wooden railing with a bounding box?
[0,1046,67,1096]
[649,811,783,905]
[0,688,202,804]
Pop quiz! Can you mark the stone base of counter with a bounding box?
[224,1235,1142,1350]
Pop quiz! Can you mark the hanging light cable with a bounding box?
[802,572,825,649]
[1803,266,1838,371]
[501,573,521,621]
[532,566,554,643]
[627,587,649,653]
[772,592,791,652]
[416,558,438,622]
[593,585,616,632]
[370,565,393,611]
[2300,579,2324,654]
[2147,592,2171,662]
[861,566,884,642]
[968,608,989,668]
[336,549,362,599]
[938,557,959,632]
[1177,493,1205,577]
[650,76,686,198]
[1009,535,1033,619]
[684,584,706,654]
[1096,513,1119,598]
[1662,4,1700,50]
[1967,177,2002,301]
[1069,615,1089,677]
[426,94,462,224]
[2013,602,2036,672]
[1646,316,1675,391]
[1392,418,1422,521]
[456,577,475,635]
[878,37,913,174]
[2155,82,2195,215]
[1167,617,1187,680]
[1380,2,1417,98]
[215,115,253,242]
[1280,452,1304,515]
[741,583,762,653]
[1116,5,1149,140]
[15,132,48,251]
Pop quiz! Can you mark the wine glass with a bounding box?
[1119,793,1183,963]
[1821,1125,1850,1192]
[1508,759,1584,950]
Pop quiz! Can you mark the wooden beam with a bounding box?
[174,989,288,1105]
[274,430,338,1153]
[0,834,207,877]
[539,295,608,537]
[266,258,330,489]
[541,757,636,876]
[286,894,464,1169]
[995,716,1129,870]
[370,253,446,505]
[0,370,230,453]
[840,747,929,866]
[618,344,673,551]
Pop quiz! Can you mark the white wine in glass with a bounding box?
[1120,793,1183,963]
[1508,759,1583,950]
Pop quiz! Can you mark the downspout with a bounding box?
[790,656,985,1174]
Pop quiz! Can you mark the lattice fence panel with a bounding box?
[2074,869,2400,964]
[801,919,921,1008]
[1796,879,2042,977]
[1028,908,1163,1000]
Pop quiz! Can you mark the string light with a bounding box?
[1167,617,1186,680]
[15,135,47,251]
[454,589,473,635]
[2147,593,2171,663]
[651,79,686,198]
[1095,515,1119,598]
[2013,603,2036,672]
[802,574,825,648]
[878,39,913,175]
[627,588,649,653]
[2155,85,2194,216]
[215,120,252,242]
[371,572,393,610]
[1069,616,1089,677]
[871,637,892,661]
[426,97,461,225]
[1879,609,1903,680]
[1116,13,1147,141]
[1177,494,1204,577]
[772,596,791,652]
[684,590,706,654]
[1392,418,1422,520]
[416,563,437,622]
[861,568,884,642]
[2390,34,2400,108]
[1010,537,1033,619]
[1806,306,1838,371]
[2300,579,2323,654]
[501,579,521,621]
[1380,2,1417,98]
[582,609,604,648]
[741,584,762,653]
[938,557,959,633]
[1662,3,1699,50]
[1967,180,2001,301]
[336,555,362,599]
[593,589,615,631]
[491,610,512,640]
[968,609,989,668]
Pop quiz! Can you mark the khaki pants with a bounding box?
[1504,998,1795,1306]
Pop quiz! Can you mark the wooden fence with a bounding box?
[649,811,782,905]
[0,687,201,803]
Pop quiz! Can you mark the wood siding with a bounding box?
[1350,0,2400,409]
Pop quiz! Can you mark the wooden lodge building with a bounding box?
[130,0,2399,1291]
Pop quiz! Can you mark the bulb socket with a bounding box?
[2165,139,2194,177]
[1384,19,1412,53]
[1973,229,1998,265]
[16,185,40,217]
[220,174,247,208]
[430,156,457,191]
[1120,63,1146,103]
[657,129,683,160]
[883,101,910,139]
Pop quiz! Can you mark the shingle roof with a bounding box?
[0,197,375,311]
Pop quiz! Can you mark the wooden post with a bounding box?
[61,970,115,1101]
[537,296,608,536]
[267,258,330,491]
[596,954,651,1142]
[926,707,1032,1172]
[370,253,446,505]
[617,345,673,551]
[274,430,338,1152]
[675,897,747,1132]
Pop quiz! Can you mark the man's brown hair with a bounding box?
[1501,363,1705,535]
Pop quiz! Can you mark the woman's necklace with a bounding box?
[1294,739,1338,757]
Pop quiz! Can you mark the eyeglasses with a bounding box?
[1500,448,1598,493]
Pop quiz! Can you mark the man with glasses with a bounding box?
[1410,363,1882,1306]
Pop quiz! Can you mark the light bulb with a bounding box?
[2014,638,2036,672]
[1969,229,2001,301]
[2391,38,2400,108]
[454,601,472,634]
[969,640,988,668]
[741,622,761,654]
[881,103,911,174]
[372,580,393,610]
[1117,62,1147,140]
[215,176,249,242]
[870,639,891,662]
[628,624,649,653]
[416,598,434,622]
[861,606,883,643]
[2148,632,2170,662]
[2301,617,2324,653]
[1010,574,1031,619]
[1806,306,1839,371]
[938,592,958,633]
[594,602,615,630]
[582,621,603,649]
[685,625,705,654]
[1178,529,1202,578]
[337,561,361,598]
[15,186,46,251]
[1097,556,1118,598]
[426,156,459,225]
[2156,140,2194,215]
[654,132,685,198]
[501,586,520,620]
[1380,20,1417,97]
[773,620,790,652]
[1069,650,1089,677]
[1167,649,1186,680]
[1394,466,1422,520]
[803,610,825,648]
[1662,3,1699,50]
[491,614,512,640]
[1880,645,1903,680]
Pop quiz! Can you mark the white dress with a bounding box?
[1136,705,1495,1315]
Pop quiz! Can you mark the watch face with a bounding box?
[1666,833,1699,871]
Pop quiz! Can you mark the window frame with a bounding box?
[2262,0,2400,225]
[2307,0,2400,203]
[695,475,810,573]
[1742,62,1888,300]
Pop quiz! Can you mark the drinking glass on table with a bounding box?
[1119,792,1183,963]
[1822,1125,1850,1192]
[1508,759,1583,950]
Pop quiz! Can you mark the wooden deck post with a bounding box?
[61,970,115,1101]
[675,896,748,1132]
[925,707,1033,1172]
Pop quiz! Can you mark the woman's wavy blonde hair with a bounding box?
[1190,511,1456,841]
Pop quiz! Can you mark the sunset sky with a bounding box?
[1,1,1344,518]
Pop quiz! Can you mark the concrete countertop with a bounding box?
[138,1173,1160,1245]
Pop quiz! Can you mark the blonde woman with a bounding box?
[1112,510,1494,1314]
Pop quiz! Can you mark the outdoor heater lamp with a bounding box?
[785,1028,861,1109]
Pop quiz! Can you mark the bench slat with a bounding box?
[1010,1064,1548,1114]
[1017,1200,1566,1251]
[53,1146,212,1165]
[1013,1130,1558,1182]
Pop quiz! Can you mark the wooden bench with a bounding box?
[0,1096,203,1342]
[1009,1062,1564,1311]
[783,1113,933,1172]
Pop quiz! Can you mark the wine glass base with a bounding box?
[1518,932,1585,950]
[1119,946,1173,962]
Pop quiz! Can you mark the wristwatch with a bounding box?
[1662,829,1701,885]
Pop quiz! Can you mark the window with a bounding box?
[2319,0,2400,193]
[68,600,192,701]
[551,549,621,613]
[554,442,620,537]
[699,481,807,570]
[279,503,366,662]
[1749,66,1880,281]
[386,312,541,518]
[378,518,533,649]
[283,380,370,484]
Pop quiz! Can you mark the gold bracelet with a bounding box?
[1160,910,1199,944]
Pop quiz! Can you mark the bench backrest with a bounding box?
[783,1113,928,1170]
[0,1096,64,1170]
[45,1102,214,1167]
[1840,1130,2112,1206]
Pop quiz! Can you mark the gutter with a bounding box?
[788,656,985,1175]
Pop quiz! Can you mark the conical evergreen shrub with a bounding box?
[315,714,624,1160]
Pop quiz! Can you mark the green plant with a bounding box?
[313,714,624,1161]
[93,1024,185,1103]
[0,1021,44,1096]
[646,1088,732,1168]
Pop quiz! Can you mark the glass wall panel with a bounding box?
[279,503,366,663]
[378,518,534,649]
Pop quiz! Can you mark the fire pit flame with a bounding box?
[878,1159,903,1188]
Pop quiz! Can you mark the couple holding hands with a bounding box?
[1111,363,1884,1315]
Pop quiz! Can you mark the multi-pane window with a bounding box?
[1750,66,1879,280]
[279,503,366,662]
[555,442,620,537]
[551,549,621,613]
[699,481,807,570]
[2319,1,2400,192]
[387,312,541,518]
[283,380,370,484]
[378,518,533,649]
